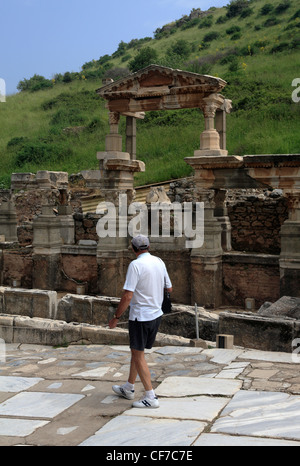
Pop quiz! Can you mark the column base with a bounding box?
[194,149,228,157]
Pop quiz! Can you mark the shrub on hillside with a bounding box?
[50,108,86,128]
[129,47,159,72]
[216,15,228,24]
[240,7,253,18]
[198,15,214,29]
[275,0,291,14]
[260,3,274,15]
[264,17,280,27]
[167,39,192,58]
[7,137,29,150]
[226,25,242,35]
[202,31,220,43]
[226,0,251,19]
[17,74,53,92]
[15,141,73,167]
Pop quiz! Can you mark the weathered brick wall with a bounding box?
[74,213,100,243]
[227,190,288,254]
[61,253,98,295]
[169,181,289,255]
[223,254,280,309]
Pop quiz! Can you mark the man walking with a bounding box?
[109,235,172,409]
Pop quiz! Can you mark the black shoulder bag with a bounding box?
[162,291,172,314]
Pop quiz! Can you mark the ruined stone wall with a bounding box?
[222,254,280,309]
[74,213,100,243]
[61,252,98,295]
[227,190,288,254]
[168,180,288,255]
[0,172,288,309]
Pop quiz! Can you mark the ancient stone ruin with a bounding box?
[0,65,299,351]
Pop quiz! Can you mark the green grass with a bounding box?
[0,0,299,188]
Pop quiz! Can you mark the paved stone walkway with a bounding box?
[0,343,300,446]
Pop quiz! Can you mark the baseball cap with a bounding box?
[131,235,150,251]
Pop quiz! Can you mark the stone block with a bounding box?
[11,172,36,190]
[216,334,234,349]
[35,171,68,189]
[92,296,120,326]
[56,294,93,324]
[0,314,14,343]
[218,311,295,353]
[12,316,81,346]
[3,288,57,319]
[258,296,300,319]
[81,325,129,346]
[190,338,208,348]
[245,298,256,312]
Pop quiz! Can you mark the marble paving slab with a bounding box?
[0,392,84,419]
[0,418,49,437]
[239,350,295,364]
[156,376,242,397]
[202,348,245,365]
[194,433,300,446]
[124,396,230,422]
[211,390,300,441]
[215,362,249,379]
[80,415,206,446]
[0,376,44,393]
[72,367,114,378]
[154,346,204,355]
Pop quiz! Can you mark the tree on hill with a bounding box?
[226,0,251,18]
[129,47,159,72]
[17,74,53,92]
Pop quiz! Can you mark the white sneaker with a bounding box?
[132,396,159,409]
[112,385,135,400]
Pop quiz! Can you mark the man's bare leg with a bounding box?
[129,349,152,391]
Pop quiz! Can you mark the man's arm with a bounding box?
[109,289,133,329]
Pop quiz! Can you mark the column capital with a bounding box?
[109,111,120,126]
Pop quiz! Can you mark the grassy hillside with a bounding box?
[0,0,299,188]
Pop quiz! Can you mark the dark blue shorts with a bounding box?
[129,316,162,351]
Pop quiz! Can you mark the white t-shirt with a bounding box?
[123,252,172,322]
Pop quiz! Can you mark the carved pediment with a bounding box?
[96,65,227,113]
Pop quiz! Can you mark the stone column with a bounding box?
[105,111,123,153]
[126,116,137,160]
[190,189,223,308]
[96,193,131,298]
[215,99,232,151]
[32,205,62,290]
[195,94,228,157]
[96,157,145,298]
[0,201,18,242]
[280,191,300,297]
[58,205,75,245]
[214,189,232,252]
